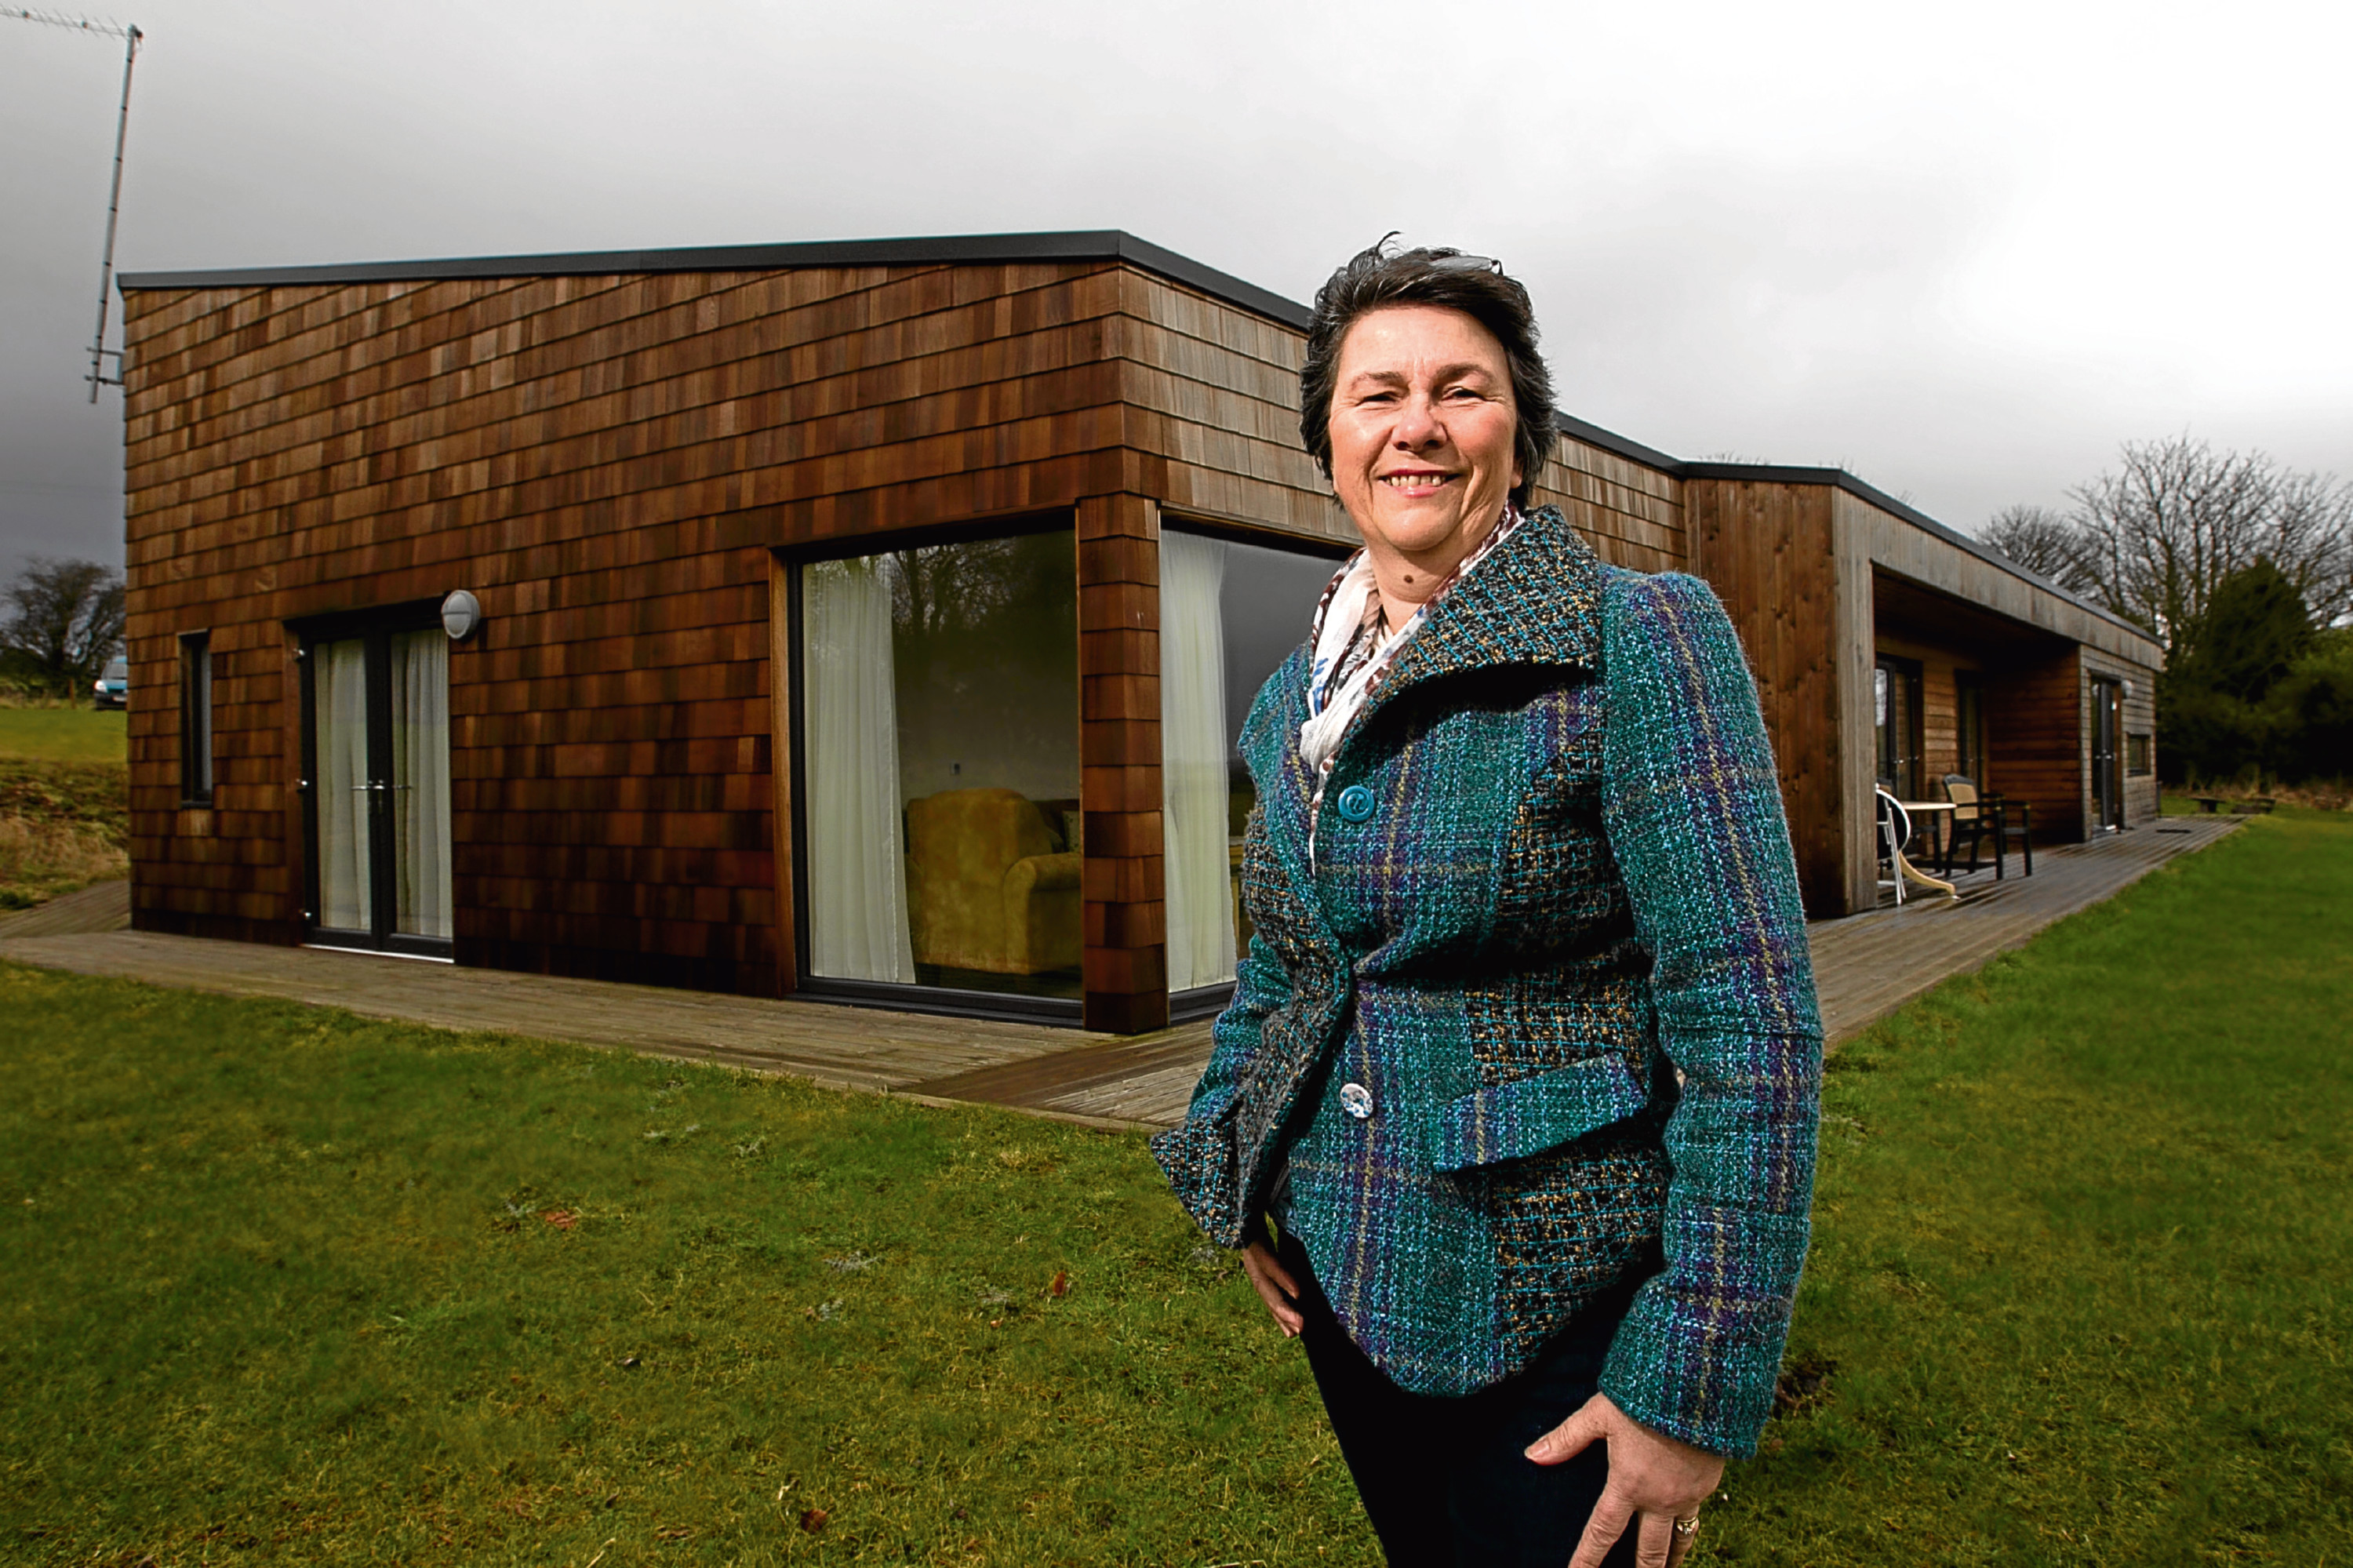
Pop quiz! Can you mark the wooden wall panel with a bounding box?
[1533,435,1687,573]
[121,260,1139,996]
[1987,649,2085,844]
[1686,478,1852,916]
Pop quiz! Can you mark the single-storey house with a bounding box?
[115,231,2162,1033]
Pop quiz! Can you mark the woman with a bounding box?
[1151,242,1822,1567]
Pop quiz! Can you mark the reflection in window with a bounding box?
[1160,529,1346,991]
[1874,655,1922,799]
[802,531,1081,1000]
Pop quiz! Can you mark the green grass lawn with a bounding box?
[1739,809,2353,1565]
[0,705,127,762]
[4,814,2348,1566]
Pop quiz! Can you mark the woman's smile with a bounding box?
[1377,469,1457,494]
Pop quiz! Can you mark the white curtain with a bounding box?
[804,557,916,983]
[1161,532,1236,990]
[391,629,453,940]
[315,639,372,931]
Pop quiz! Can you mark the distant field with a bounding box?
[0,707,127,763]
[0,709,129,909]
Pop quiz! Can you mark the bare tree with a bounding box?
[2069,436,2353,645]
[2269,467,2353,628]
[1978,504,2100,595]
[2,558,127,697]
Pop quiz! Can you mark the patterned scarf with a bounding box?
[1300,502,1525,831]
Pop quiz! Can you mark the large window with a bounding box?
[1160,529,1348,996]
[798,530,1081,1006]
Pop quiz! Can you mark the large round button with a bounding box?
[1339,1082,1374,1120]
[1334,784,1376,823]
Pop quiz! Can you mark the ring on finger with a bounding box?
[1672,1515,1700,1537]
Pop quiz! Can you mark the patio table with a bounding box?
[1897,799,1956,871]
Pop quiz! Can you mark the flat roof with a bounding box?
[119,228,2140,642]
[118,229,1317,330]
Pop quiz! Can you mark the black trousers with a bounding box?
[1280,1231,1646,1568]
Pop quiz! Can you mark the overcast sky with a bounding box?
[5,0,2349,584]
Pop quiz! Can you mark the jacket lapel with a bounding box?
[1348,505,1606,740]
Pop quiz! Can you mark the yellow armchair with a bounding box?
[904,787,1082,976]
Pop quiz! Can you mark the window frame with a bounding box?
[178,630,213,806]
[784,515,1086,1027]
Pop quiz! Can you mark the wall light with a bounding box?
[441,590,482,641]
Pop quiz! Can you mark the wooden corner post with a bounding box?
[1076,493,1169,1035]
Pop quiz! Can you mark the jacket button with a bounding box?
[1339,1082,1374,1120]
[1335,784,1375,823]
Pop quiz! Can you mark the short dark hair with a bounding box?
[1299,238,1558,508]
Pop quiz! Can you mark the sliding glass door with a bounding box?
[794,528,1082,1013]
[303,623,453,958]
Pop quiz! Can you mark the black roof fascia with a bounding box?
[1680,461,2154,644]
[1551,410,1685,473]
[116,229,1316,330]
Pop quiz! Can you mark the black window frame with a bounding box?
[291,598,454,962]
[178,630,213,806]
[784,515,1085,1028]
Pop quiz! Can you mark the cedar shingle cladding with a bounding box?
[119,241,2155,1016]
[118,256,1685,1011]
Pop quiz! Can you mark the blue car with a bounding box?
[93,658,128,710]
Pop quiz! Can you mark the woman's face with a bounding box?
[1326,304,1522,566]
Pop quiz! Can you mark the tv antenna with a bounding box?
[5,7,144,402]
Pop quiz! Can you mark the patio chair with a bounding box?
[1941,773,1994,874]
[1986,794,2034,877]
[1944,773,2033,879]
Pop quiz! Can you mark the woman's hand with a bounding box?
[1526,1393,1722,1567]
[1239,1240,1305,1337]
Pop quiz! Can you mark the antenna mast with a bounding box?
[5,8,144,402]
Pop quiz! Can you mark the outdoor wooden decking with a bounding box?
[1,816,2240,1131]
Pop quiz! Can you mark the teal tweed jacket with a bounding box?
[1150,506,1822,1460]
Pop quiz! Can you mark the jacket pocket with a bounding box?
[1427,1052,1649,1172]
